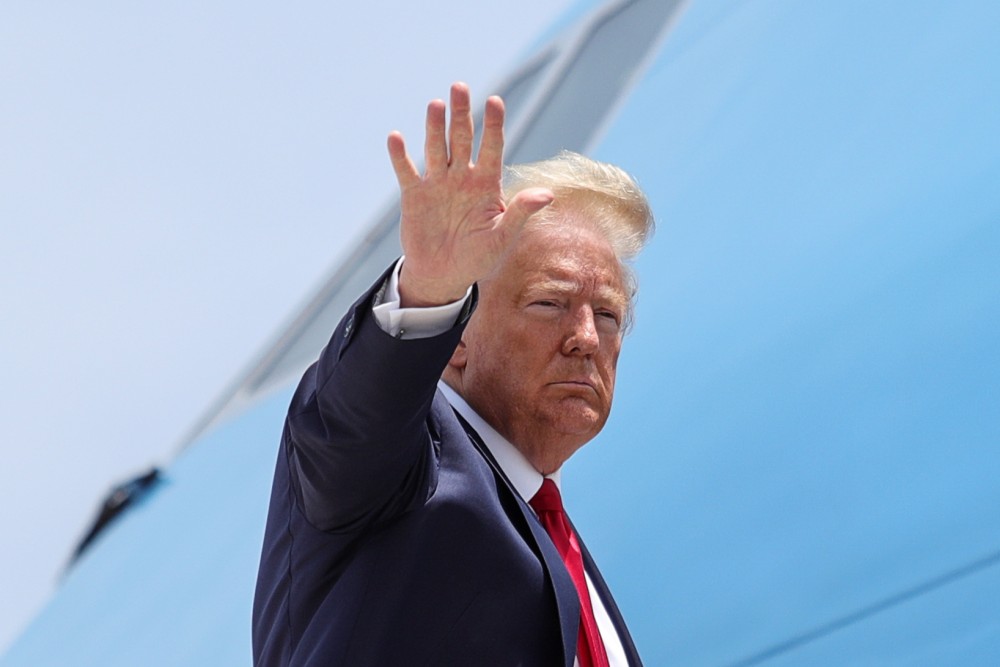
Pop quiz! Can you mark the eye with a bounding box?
[595,309,622,330]
[596,309,619,322]
[527,298,563,311]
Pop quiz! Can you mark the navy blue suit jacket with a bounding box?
[252,267,642,666]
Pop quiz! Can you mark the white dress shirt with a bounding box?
[372,259,629,667]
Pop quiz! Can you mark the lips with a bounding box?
[548,378,598,392]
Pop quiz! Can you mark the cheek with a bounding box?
[468,338,525,390]
[600,348,621,390]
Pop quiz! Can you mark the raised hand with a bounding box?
[387,82,553,307]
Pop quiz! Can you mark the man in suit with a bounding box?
[253,82,653,666]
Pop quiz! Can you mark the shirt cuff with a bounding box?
[371,258,473,339]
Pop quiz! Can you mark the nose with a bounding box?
[561,307,600,356]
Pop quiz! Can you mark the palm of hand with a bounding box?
[398,164,510,296]
[387,83,552,307]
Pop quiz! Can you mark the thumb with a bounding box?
[502,188,554,231]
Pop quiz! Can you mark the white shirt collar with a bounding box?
[437,381,561,501]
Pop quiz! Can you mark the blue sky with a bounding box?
[0,0,575,652]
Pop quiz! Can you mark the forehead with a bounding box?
[501,223,626,298]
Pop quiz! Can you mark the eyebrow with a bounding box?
[525,278,578,295]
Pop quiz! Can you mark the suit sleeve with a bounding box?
[283,264,476,532]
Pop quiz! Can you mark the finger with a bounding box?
[477,95,505,175]
[500,187,554,231]
[448,82,474,168]
[424,99,447,174]
[387,131,420,189]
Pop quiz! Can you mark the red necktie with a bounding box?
[529,479,610,667]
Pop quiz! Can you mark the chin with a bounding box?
[535,396,608,436]
[551,409,605,440]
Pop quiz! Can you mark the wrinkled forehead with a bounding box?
[498,222,627,297]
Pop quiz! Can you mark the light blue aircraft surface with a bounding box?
[5,0,1000,664]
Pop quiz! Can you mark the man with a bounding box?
[253,82,653,666]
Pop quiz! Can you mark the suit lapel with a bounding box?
[448,402,580,667]
[574,523,644,666]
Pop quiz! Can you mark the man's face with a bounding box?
[450,218,628,472]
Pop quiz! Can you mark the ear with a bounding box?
[447,337,468,370]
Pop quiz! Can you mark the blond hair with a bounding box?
[504,151,654,329]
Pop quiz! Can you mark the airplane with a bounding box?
[4,0,999,664]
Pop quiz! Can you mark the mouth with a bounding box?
[548,379,597,392]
